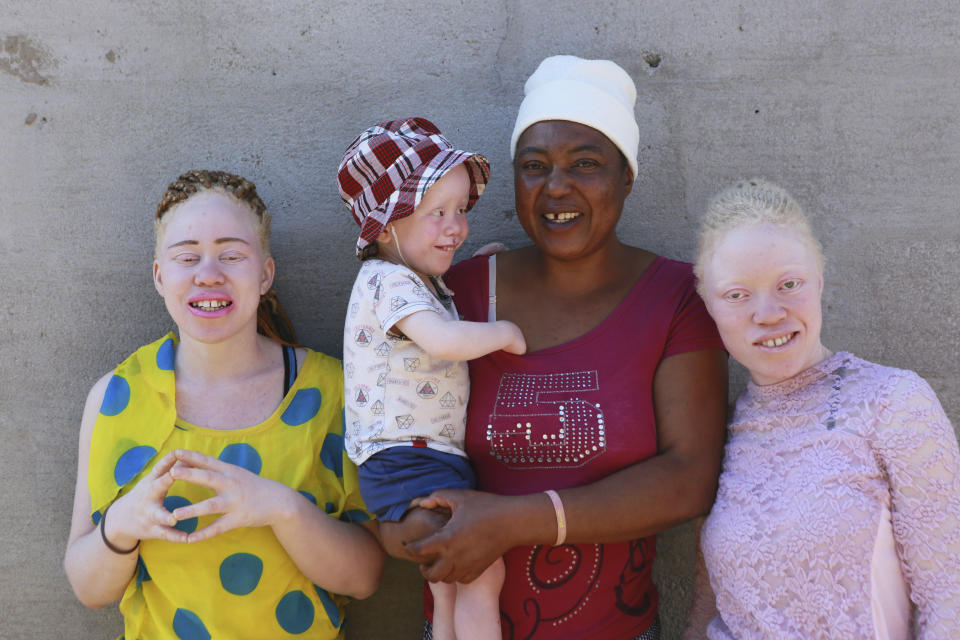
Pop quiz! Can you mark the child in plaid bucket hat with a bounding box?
[338,117,525,640]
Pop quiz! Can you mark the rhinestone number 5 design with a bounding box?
[486,371,606,469]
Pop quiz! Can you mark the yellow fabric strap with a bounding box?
[87,333,178,521]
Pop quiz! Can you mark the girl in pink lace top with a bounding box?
[687,179,960,639]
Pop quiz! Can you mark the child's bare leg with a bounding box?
[377,507,449,562]
[430,580,457,640]
[453,556,505,640]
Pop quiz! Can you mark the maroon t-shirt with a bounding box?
[427,254,723,639]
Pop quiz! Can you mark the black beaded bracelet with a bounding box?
[100,503,140,555]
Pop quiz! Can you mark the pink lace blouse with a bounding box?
[702,352,960,639]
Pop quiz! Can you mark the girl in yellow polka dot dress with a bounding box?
[65,170,384,639]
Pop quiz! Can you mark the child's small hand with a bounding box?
[473,241,507,257]
[498,320,526,355]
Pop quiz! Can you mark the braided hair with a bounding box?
[155,170,298,346]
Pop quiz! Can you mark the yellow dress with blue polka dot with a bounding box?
[88,334,371,640]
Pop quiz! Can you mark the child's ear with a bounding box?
[376,224,393,244]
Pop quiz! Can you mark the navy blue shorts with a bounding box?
[358,446,476,522]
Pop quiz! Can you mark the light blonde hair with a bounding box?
[153,170,296,346]
[694,178,825,295]
[154,169,271,258]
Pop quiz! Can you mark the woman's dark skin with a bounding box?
[407,120,728,584]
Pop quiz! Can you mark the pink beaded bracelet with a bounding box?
[543,489,567,546]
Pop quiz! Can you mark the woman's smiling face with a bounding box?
[701,222,827,386]
[153,190,274,344]
[513,120,632,261]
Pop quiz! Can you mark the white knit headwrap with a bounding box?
[510,55,640,180]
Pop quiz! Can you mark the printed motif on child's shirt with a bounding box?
[343,259,470,465]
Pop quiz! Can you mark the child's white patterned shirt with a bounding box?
[343,259,469,465]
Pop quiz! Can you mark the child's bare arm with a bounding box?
[395,310,525,361]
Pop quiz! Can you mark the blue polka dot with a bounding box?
[339,509,370,524]
[172,608,210,640]
[163,495,198,533]
[156,337,175,370]
[91,510,102,525]
[281,388,322,426]
[136,556,151,588]
[276,590,314,634]
[320,433,344,478]
[100,375,131,416]
[323,502,336,515]
[299,491,317,505]
[218,443,262,475]
[219,553,263,596]
[114,445,157,485]
[314,585,342,628]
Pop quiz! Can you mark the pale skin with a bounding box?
[403,122,728,602]
[364,166,523,640]
[684,221,830,638]
[699,222,829,387]
[64,191,384,610]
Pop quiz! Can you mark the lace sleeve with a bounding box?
[873,371,960,638]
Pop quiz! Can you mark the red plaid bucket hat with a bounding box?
[337,117,490,257]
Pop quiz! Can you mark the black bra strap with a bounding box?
[282,345,298,395]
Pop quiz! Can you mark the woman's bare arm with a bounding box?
[64,373,188,608]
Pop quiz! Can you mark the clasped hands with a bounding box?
[401,489,516,584]
[104,449,293,548]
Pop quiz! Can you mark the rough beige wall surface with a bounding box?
[2,0,958,638]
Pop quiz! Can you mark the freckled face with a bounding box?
[514,121,632,261]
[153,191,274,344]
[701,223,826,386]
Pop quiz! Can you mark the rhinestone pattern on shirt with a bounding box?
[485,371,606,469]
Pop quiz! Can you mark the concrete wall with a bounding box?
[2,1,958,638]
